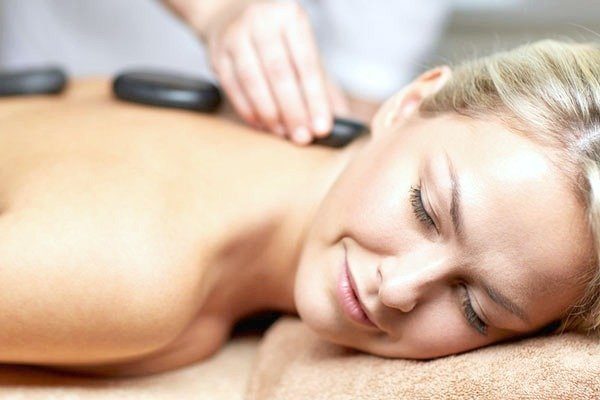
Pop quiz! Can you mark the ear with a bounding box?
[371,66,452,135]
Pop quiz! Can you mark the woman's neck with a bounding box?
[214,134,369,322]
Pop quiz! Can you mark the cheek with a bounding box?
[331,147,420,253]
[307,131,422,248]
[293,234,343,337]
[293,141,419,337]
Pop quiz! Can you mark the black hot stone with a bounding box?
[313,117,369,148]
[112,69,368,147]
[113,70,222,112]
[0,66,67,96]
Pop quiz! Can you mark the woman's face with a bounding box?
[294,111,594,359]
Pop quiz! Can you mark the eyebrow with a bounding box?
[443,151,531,325]
[445,151,465,245]
[483,284,530,323]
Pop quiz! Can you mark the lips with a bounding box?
[337,243,379,330]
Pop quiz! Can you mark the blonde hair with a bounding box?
[418,40,600,336]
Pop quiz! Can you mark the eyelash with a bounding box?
[409,184,488,335]
[460,285,488,335]
[409,184,436,230]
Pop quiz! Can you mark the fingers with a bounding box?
[214,53,259,127]
[206,2,337,145]
[252,23,312,144]
[283,13,332,138]
[230,34,285,136]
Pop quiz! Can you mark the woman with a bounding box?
[0,40,598,377]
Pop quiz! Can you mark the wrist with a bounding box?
[189,0,261,43]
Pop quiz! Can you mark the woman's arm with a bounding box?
[161,0,256,40]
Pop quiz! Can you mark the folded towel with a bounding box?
[0,335,260,399]
[244,316,600,400]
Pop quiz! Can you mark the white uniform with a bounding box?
[0,0,451,101]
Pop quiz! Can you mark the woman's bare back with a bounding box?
[0,79,341,375]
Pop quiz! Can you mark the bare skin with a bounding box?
[0,67,594,376]
[0,79,363,376]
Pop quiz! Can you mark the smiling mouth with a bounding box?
[337,242,379,331]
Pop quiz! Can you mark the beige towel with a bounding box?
[0,334,261,399]
[244,316,600,400]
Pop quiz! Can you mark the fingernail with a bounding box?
[312,116,331,134]
[293,126,312,144]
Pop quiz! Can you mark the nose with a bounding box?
[376,251,447,313]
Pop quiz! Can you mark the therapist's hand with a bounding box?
[203,1,349,145]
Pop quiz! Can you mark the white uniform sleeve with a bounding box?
[0,0,214,79]
[299,0,452,101]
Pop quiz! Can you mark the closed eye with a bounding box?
[409,184,436,230]
[460,284,488,336]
